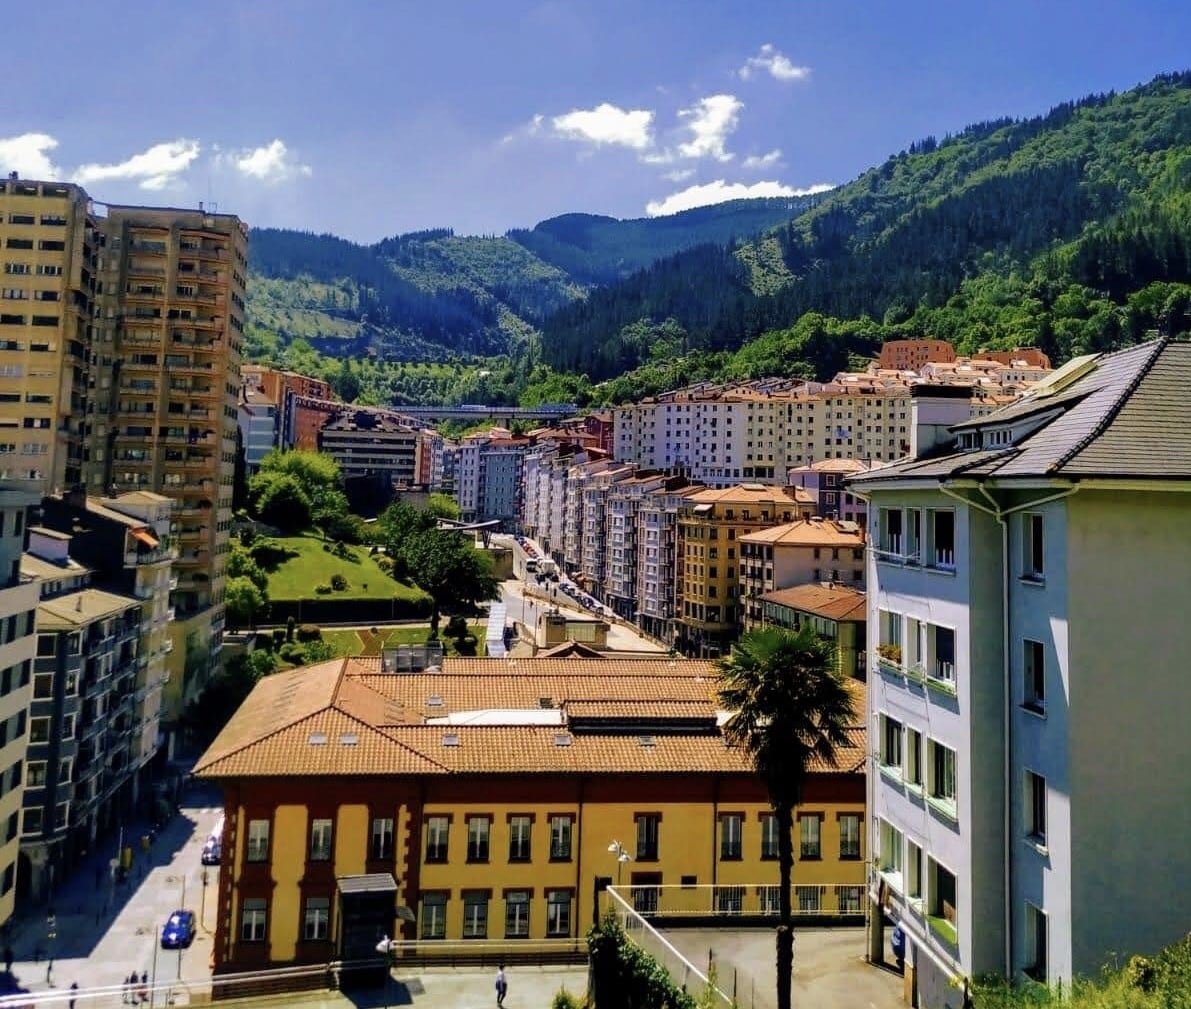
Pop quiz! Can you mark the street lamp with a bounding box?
[607,841,632,886]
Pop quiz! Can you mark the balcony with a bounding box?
[179,246,226,262]
[875,643,902,677]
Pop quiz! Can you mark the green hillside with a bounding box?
[508,196,820,285]
[541,70,1191,383]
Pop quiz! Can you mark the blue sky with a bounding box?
[2,0,1188,242]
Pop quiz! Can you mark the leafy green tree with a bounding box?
[226,576,268,630]
[717,627,855,1009]
[228,542,268,592]
[334,358,362,403]
[427,494,462,521]
[180,649,276,747]
[402,529,498,634]
[252,473,313,533]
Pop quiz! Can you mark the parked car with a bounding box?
[161,909,196,949]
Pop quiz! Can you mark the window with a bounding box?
[466,816,490,862]
[246,819,270,862]
[757,885,781,915]
[420,892,447,940]
[370,817,394,861]
[836,885,863,914]
[1023,513,1044,580]
[719,813,742,860]
[635,814,659,861]
[1025,771,1047,844]
[928,741,957,814]
[426,816,449,862]
[22,808,42,835]
[549,815,573,861]
[309,818,333,861]
[462,891,488,938]
[302,896,330,941]
[36,634,55,657]
[907,841,923,900]
[928,860,958,942]
[546,890,572,937]
[931,626,956,686]
[504,890,530,938]
[760,813,779,860]
[241,898,267,942]
[905,728,923,789]
[716,885,744,913]
[29,717,50,744]
[1023,639,1045,712]
[839,814,861,860]
[508,815,532,862]
[930,509,955,569]
[879,508,903,556]
[799,815,821,859]
[33,674,53,699]
[26,762,46,788]
[1024,903,1048,981]
[879,820,903,877]
[796,886,821,913]
[880,715,902,773]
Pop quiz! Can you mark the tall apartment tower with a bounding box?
[0,178,99,495]
[0,489,40,925]
[88,205,248,698]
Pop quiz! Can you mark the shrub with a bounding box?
[239,526,258,548]
[315,583,332,595]
[286,616,296,643]
[272,628,286,647]
[454,634,478,657]
[297,624,322,642]
[279,642,305,663]
[376,555,395,575]
[330,574,349,591]
[445,615,469,640]
[552,989,582,1009]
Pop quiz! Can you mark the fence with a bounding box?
[620,882,867,925]
[603,884,733,1008]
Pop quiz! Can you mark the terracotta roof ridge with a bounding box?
[349,712,453,773]
[192,661,350,775]
[1047,337,1168,474]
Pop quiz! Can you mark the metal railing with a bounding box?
[604,884,732,1007]
[616,882,867,921]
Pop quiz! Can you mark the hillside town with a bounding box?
[2,34,1191,1009]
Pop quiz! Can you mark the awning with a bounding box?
[132,529,160,549]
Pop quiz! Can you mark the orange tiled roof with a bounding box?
[686,484,810,506]
[758,583,868,623]
[740,519,866,547]
[194,657,866,779]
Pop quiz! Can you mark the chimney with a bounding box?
[909,385,973,459]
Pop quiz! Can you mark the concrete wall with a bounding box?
[1066,489,1191,974]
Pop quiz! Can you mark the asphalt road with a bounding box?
[5,785,223,1000]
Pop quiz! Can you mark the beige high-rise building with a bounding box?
[88,204,248,700]
[0,178,99,495]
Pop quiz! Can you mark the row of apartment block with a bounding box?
[0,176,249,714]
[521,441,870,653]
[610,358,1049,486]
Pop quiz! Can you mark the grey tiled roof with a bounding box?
[849,338,1188,483]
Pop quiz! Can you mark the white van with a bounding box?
[201,815,224,865]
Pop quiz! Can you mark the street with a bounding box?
[3,784,223,1000]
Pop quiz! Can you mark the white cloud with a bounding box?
[676,95,743,162]
[0,133,62,179]
[663,168,695,182]
[551,103,654,149]
[646,179,834,217]
[742,149,783,170]
[75,139,201,191]
[739,44,810,82]
[227,139,312,183]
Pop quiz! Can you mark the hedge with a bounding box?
[266,595,432,625]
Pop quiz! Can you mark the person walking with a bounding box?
[3,944,11,974]
[494,964,507,1007]
[138,970,149,1004]
[123,973,133,1004]
[69,982,78,1009]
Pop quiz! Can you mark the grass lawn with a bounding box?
[322,624,488,658]
[264,533,430,603]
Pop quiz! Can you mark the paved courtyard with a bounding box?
[666,926,903,1009]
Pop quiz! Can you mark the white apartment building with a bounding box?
[851,340,1191,1008]
[563,459,616,572]
[603,471,678,620]
[237,389,277,474]
[578,464,635,593]
[634,482,704,643]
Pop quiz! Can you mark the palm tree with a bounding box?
[718,625,856,1009]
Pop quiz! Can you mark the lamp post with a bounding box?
[199,869,210,933]
[606,841,631,887]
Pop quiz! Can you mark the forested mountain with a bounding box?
[541,71,1191,381]
[245,196,816,364]
[507,196,820,285]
